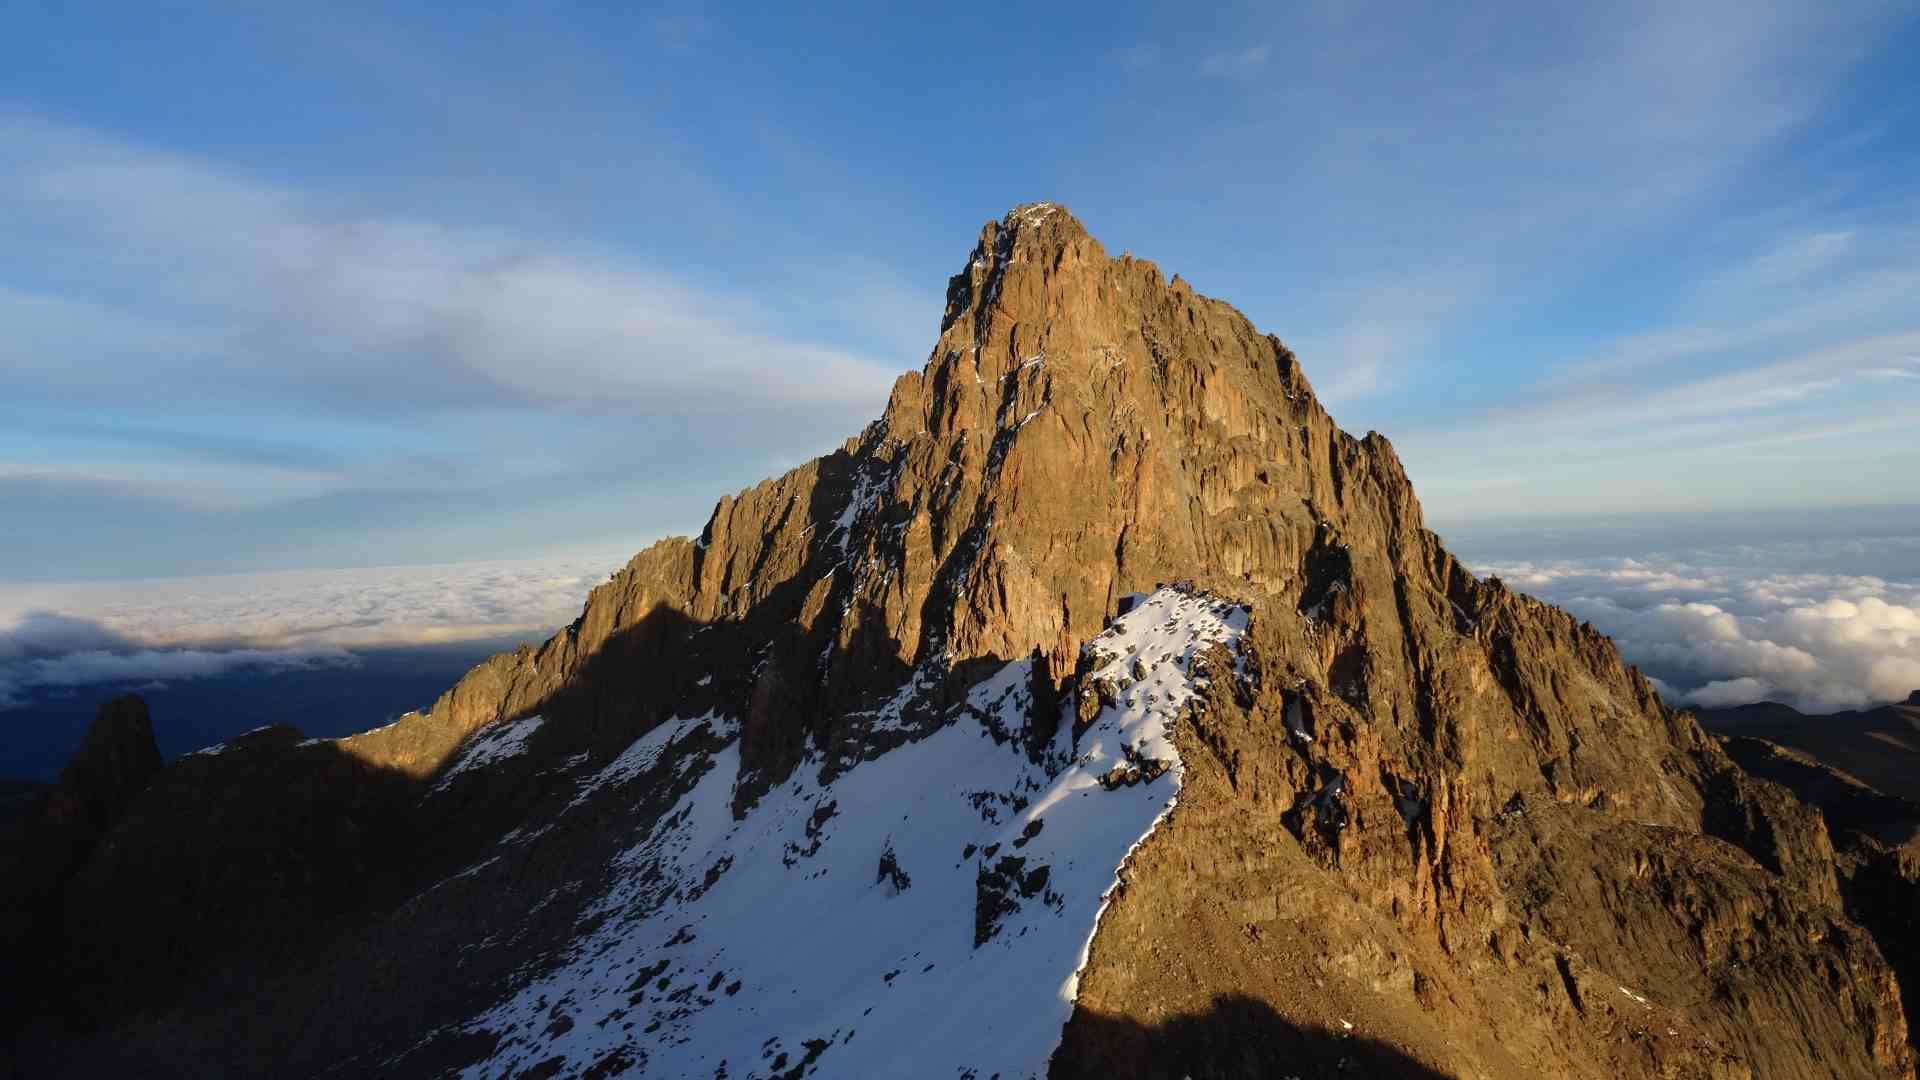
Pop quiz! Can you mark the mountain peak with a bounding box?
[985,201,1096,258]
[15,212,1918,1080]
[937,201,1104,342]
[365,207,1914,1076]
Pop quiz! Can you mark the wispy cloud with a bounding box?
[1702,229,1859,297]
[1695,414,1911,455]
[1523,330,1920,431]
[1395,216,1920,514]
[0,460,352,511]
[1208,0,1908,411]
[1301,269,1485,403]
[0,109,921,530]
[1,110,901,419]
[1532,229,1920,395]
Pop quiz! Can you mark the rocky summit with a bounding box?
[5,205,1916,1079]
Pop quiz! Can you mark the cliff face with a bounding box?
[13,205,1914,1078]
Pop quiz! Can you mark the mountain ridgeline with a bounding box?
[6,204,1915,1078]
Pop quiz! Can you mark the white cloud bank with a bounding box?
[0,640,358,710]
[1478,553,1920,713]
[0,549,633,709]
[7,532,1913,719]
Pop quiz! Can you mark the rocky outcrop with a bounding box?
[1698,694,1920,809]
[1706,725,1920,1074]
[39,694,162,835]
[8,206,1913,1078]
[1717,733,1920,850]
[1,695,162,1034]
[1852,845,1920,1060]
[56,721,423,1023]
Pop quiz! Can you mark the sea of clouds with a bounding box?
[4,522,1915,718]
[0,551,632,710]
[1466,530,1920,713]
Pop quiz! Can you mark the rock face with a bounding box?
[7,206,1915,1078]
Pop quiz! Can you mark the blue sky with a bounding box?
[5,0,1920,582]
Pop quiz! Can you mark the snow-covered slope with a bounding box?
[430,714,544,794]
[454,586,1248,1078]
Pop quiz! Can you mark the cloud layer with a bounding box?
[6,524,1914,720]
[1477,550,1920,713]
[0,550,631,709]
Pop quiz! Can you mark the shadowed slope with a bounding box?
[1054,994,1453,1079]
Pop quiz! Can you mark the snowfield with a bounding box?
[431,714,545,793]
[456,587,1249,1079]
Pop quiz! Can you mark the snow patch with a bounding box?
[430,715,545,793]
[1287,696,1313,743]
[831,464,886,556]
[452,586,1249,1079]
[564,711,734,813]
[183,724,284,758]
